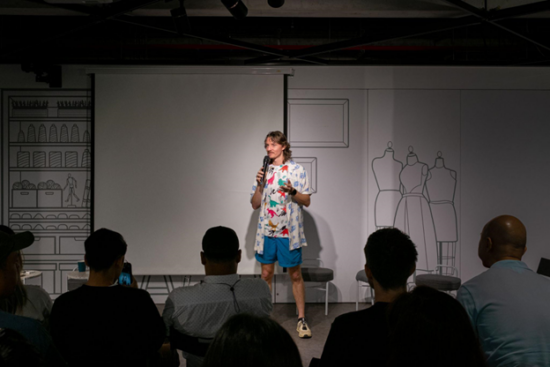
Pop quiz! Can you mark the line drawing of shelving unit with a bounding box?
[2,90,92,297]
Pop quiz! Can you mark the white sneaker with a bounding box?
[297,317,312,338]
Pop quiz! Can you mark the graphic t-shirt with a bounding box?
[263,164,290,238]
[250,159,310,253]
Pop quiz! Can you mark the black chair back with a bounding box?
[169,327,212,357]
[537,257,550,277]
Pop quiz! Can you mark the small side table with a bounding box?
[20,270,43,287]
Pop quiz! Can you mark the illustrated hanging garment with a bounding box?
[38,124,47,142]
[372,143,403,228]
[394,159,437,271]
[49,125,58,142]
[426,157,458,242]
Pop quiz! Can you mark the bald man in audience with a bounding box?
[457,215,550,367]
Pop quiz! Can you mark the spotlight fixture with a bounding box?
[221,0,248,20]
[268,0,284,8]
[171,0,190,35]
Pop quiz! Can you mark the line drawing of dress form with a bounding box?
[426,151,458,271]
[372,141,403,228]
[393,146,437,271]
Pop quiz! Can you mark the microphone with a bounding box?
[261,155,270,185]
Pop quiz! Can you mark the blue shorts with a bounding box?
[256,237,302,268]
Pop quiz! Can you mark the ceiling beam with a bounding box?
[14,0,327,65]
[21,0,103,16]
[442,0,550,53]
[489,0,550,21]
[245,16,481,64]
[113,17,327,65]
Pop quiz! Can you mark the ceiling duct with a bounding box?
[44,0,117,4]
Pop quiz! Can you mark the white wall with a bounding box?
[3,65,550,302]
[287,66,550,302]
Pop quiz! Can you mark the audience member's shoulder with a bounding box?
[52,285,85,304]
[334,303,388,325]
[25,285,51,301]
[1,311,37,325]
[0,311,43,336]
[241,277,269,286]
[461,262,515,287]
[240,277,271,291]
[118,285,154,299]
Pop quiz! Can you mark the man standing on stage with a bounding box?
[251,131,312,338]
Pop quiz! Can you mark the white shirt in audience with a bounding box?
[163,274,272,367]
[18,285,53,324]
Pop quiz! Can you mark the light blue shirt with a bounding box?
[163,274,272,367]
[457,260,550,367]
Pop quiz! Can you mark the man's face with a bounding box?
[265,138,284,161]
[0,252,20,297]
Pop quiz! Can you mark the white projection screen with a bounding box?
[93,71,284,275]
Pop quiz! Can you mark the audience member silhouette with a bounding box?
[50,228,165,367]
[163,226,272,367]
[457,215,550,367]
[0,225,53,329]
[387,286,486,367]
[0,228,65,367]
[316,227,417,367]
[202,313,302,367]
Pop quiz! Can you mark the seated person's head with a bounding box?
[84,228,127,274]
[478,215,527,268]
[387,286,486,367]
[0,328,43,366]
[202,313,302,367]
[364,228,417,291]
[200,226,241,275]
[0,227,34,298]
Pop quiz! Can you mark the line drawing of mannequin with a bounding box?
[372,141,403,229]
[63,173,80,207]
[393,146,437,271]
[426,151,458,273]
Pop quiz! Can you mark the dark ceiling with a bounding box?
[1,0,550,67]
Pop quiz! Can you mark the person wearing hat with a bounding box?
[163,226,273,367]
[49,228,165,367]
[0,229,66,367]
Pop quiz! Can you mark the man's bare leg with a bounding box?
[288,264,305,319]
[261,263,275,291]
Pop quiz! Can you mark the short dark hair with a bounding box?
[202,314,302,367]
[202,226,239,263]
[386,286,486,367]
[364,228,417,290]
[84,228,127,271]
